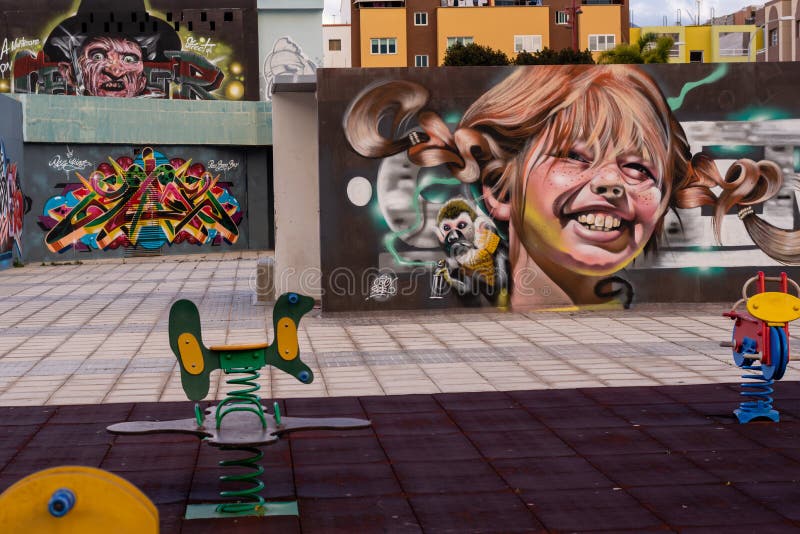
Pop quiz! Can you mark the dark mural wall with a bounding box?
[22,143,272,262]
[0,95,25,269]
[319,63,800,311]
[0,0,258,100]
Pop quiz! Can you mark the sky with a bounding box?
[321,0,754,26]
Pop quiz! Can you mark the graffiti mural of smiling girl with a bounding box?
[344,65,800,309]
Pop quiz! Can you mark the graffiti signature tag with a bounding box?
[184,36,217,56]
[48,154,91,172]
[207,159,239,172]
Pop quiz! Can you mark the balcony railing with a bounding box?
[439,1,540,6]
[719,48,749,56]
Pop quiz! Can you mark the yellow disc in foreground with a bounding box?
[0,466,158,533]
[747,291,800,324]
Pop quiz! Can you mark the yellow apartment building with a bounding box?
[352,0,630,68]
[630,24,759,63]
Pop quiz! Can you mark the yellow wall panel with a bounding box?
[578,5,622,58]
[360,8,407,67]
[437,6,549,65]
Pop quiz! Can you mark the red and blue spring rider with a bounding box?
[723,272,798,423]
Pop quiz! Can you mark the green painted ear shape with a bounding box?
[168,299,219,401]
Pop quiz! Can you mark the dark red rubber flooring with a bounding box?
[2,382,800,533]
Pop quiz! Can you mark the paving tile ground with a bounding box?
[2,252,800,532]
[1,252,796,405]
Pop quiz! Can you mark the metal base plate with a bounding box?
[185,501,299,520]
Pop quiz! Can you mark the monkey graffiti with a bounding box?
[434,198,509,306]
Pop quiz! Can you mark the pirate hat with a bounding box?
[43,0,182,63]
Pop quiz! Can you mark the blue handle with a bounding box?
[48,488,76,518]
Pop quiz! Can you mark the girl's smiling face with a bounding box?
[518,141,667,276]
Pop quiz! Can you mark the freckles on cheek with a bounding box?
[546,167,582,189]
[634,189,664,219]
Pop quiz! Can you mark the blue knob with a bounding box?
[298,370,311,383]
[48,488,76,518]
[288,293,299,304]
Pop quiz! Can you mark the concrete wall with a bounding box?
[0,95,24,269]
[19,95,272,146]
[271,89,320,298]
[323,25,352,68]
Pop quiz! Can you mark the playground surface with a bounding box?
[1,253,799,532]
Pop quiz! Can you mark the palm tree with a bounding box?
[597,32,675,64]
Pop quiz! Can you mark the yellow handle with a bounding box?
[178,333,204,375]
[276,318,299,360]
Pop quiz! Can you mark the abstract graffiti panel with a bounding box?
[0,141,26,257]
[39,147,242,252]
[319,64,800,311]
[1,0,254,99]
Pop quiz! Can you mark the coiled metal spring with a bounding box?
[736,363,779,423]
[215,446,266,515]
[215,367,266,429]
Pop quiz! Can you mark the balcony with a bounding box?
[354,1,405,7]
[438,1,551,6]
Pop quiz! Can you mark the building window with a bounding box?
[415,55,429,67]
[329,39,342,51]
[555,10,569,25]
[514,35,542,53]
[588,34,615,51]
[370,38,397,55]
[446,36,474,48]
[689,50,703,62]
[769,28,778,47]
[414,12,428,26]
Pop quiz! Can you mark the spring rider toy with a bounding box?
[723,272,798,423]
[108,293,371,520]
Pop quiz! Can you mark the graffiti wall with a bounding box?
[21,143,269,261]
[0,95,24,270]
[1,0,258,100]
[318,64,800,311]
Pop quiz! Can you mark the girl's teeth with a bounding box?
[575,213,623,231]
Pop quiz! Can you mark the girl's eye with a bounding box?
[622,162,657,183]
[566,150,590,164]
[457,221,467,229]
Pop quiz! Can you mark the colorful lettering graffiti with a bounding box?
[10,0,229,100]
[39,147,242,252]
[0,141,26,256]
